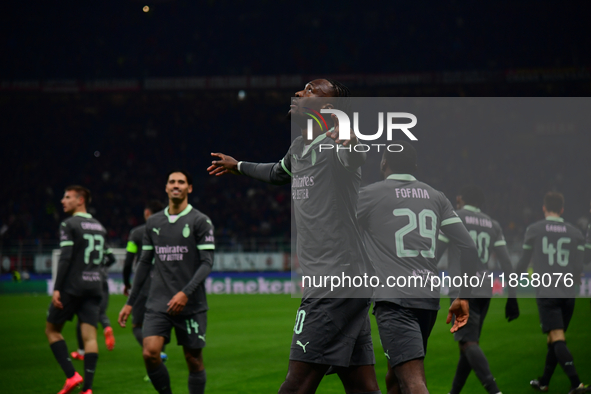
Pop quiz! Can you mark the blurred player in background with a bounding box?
[436,185,519,394]
[356,142,476,394]
[71,247,116,360]
[118,171,215,394]
[516,192,589,394]
[45,186,110,394]
[208,79,381,394]
[122,200,165,352]
[585,200,591,265]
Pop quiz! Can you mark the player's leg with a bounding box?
[100,280,115,351]
[374,302,437,394]
[79,322,99,393]
[547,299,583,391]
[175,311,207,394]
[143,335,171,394]
[279,360,330,394]
[335,365,381,394]
[132,293,148,347]
[335,313,380,393]
[142,310,173,394]
[183,347,206,394]
[46,294,84,393]
[71,319,85,360]
[451,299,499,394]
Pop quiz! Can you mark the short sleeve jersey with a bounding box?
[58,213,109,297]
[141,205,215,315]
[522,217,585,297]
[356,174,461,310]
[446,205,507,297]
[281,134,372,298]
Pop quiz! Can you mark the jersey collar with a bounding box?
[73,212,92,218]
[165,204,193,223]
[386,174,417,181]
[545,216,564,222]
[463,205,481,212]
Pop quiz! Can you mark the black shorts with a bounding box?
[536,298,575,333]
[132,293,149,327]
[289,298,375,368]
[100,280,109,315]
[142,309,207,349]
[47,292,102,328]
[453,298,490,343]
[374,301,438,368]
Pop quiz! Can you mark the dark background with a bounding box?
[1,1,590,264]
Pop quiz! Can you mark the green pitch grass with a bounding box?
[1,295,590,393]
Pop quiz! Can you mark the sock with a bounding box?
[82,353,98,391]
[188,370,206,394]
[100,313,111,329]
[539,343,557,386]
[50,340,76,378]
[450,351,472,394]
[133,326,143,347]
[553,341,581,389]
[147,362,173,394]
[463,344,500,394]
[76,321,84,352]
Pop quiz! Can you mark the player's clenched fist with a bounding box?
[118,304,132,328]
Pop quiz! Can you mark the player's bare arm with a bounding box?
[208,153,240,176]
[448,298,469,333]
[325,113,358,147]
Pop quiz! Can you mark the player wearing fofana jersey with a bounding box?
[356,141,477,394]
[122,200,164,351]
[208,79,381,394]
[119,171,214,394]
[516,192,589,394]
[436,185,519,394]
[45,185,110,394]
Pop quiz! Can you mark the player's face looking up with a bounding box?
[165,172,192,204]
[60,190,84,214]
[289,79,335,128]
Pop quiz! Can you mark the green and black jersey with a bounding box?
[240,133,371,298]
[124,224,151,296]
[438,205,514,298]
[516,217,585,298]
[127,205,215,315]
[55,212,110,297]
[357,174,479,310]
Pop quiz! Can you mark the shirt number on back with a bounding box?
[469,230,491,264]
[542,236,570,266]
[82,234,104,265]
[393,208,437,258]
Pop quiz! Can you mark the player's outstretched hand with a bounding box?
[505,298,520,322]
[167,291,188,316]
[447,298,469,333]
[118,304,132,328]
[208,153,240,176]
[325,114,357,147]
[52,290,63,309]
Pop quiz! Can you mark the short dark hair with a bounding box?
[65,185,91,206]
[544,192,564,213]
[325,79,352,121]
[145,200,164,214]
[166,170,193,185]
[383,140,417,174]
[459,185,486,208]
